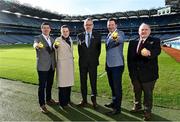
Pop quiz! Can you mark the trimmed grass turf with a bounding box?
[0,43,180,109]
[1,78,180,121]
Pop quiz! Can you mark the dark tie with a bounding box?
[87,33,91,47]
[137,40,144,55]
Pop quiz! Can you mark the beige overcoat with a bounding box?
[54,36,74,87]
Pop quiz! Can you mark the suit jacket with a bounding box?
[127,36,161,82]
[34,34,55,71]
[106,30,125,67]
[54,36,74,87]
[77,31,101,68]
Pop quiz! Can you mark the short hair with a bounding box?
[108,18,117,24]
[84,17,93,25]
[41,22,51,29]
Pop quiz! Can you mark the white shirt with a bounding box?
[106,29,117,44]
[42,34,52,48]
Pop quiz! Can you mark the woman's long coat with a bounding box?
[55,36,74,87]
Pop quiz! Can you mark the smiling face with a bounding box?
[41,24,51,36]
[138,23,151,39]
[107,20,117,33]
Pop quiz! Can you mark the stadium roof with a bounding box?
[0,0,179,22]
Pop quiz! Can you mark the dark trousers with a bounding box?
[38,67,55,106]
[131,80,156,113]
[79,65,97,102]
[106,65,124,111]
[58,86,71,107]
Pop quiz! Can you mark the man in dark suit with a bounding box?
[33,22,57,113]
[127,23,161,121]
[104,18,125,115]
[77,18,101,109]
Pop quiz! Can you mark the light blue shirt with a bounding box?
[85,31,92,47]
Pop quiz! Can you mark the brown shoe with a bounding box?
[46,99,59,105]
[77,100,88,107]
[91,96,98,109]
[92,103,98,109]
[40,105,49,113]
[143,112,151,121]
[130,106,142,113]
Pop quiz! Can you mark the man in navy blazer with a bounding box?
[127,23,161,121]
[77,18,101,109]
[104,18,125,115]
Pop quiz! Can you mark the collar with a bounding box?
[139,37,148,43]
[108,29,117,35]
[85,31,92,35]
[42,34,50,40]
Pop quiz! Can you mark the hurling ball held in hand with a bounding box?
[112,31,118,41]
[38,42,44,48]
[54,41,60,48]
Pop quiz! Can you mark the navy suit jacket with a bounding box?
[127,36,161,82]
[77,31,101,67]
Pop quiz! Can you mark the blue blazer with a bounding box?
[106,30,125,67]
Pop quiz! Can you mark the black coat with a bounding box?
[127,36,161,82]
[77,32,101,68]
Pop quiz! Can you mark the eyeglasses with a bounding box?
[85,24,93,26]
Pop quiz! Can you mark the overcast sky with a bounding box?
[16,0,165,15]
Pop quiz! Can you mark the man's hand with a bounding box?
[112,32,118,41]
[141,48,151,57]
[34,42,44,49]
[53,41,60,48]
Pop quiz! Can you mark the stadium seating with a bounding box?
[0,0,180,44]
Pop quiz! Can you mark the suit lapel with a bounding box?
[88,32,95,48]
[41,35,48,47]
[143,37,151,47]
[82,32,87,48]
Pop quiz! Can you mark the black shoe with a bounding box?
[104,103,114,108]
[106,109,121,115]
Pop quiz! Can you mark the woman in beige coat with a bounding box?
[54,25,74,108]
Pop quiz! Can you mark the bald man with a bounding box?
[127,23,161,121]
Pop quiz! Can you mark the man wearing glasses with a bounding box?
[77,18,101,109]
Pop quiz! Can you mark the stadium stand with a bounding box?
[0,0,179,44]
